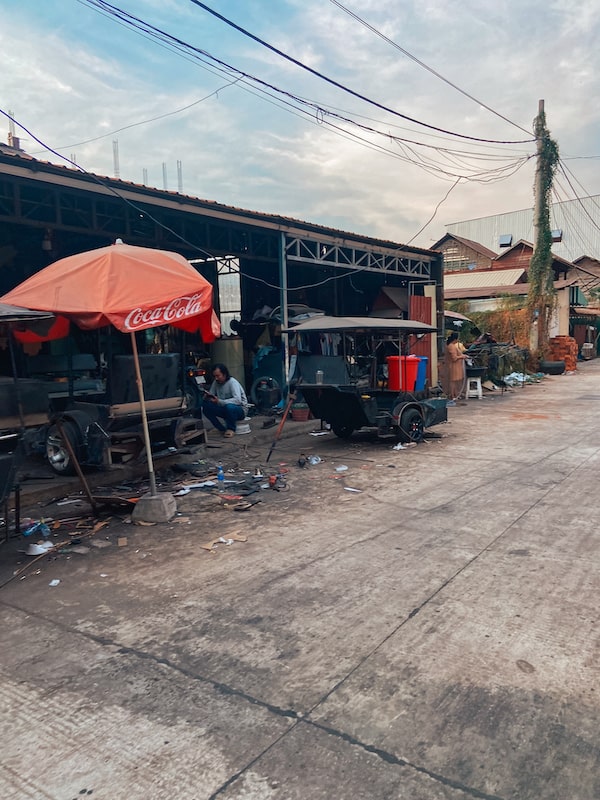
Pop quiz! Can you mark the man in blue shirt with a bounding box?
[202,363,248,437]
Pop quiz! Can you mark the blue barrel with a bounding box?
[415,357,428,391]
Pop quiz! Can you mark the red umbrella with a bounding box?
[2,240,219,339]
[1,241,220,495]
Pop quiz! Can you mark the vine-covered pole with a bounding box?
[528,99,559,359]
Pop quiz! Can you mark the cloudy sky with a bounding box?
[2,0,600,249]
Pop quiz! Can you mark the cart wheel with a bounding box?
[250,375,282,410]
[332,425,354,439]
[184,382,202,415]
[46,420,83,475]
[398,408,424,443]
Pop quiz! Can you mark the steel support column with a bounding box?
[279,231,290,386]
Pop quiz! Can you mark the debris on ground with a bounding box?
[21,520,52,538]
[502,371,544,386]
[200,532,248,551]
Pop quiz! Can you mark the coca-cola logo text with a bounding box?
[124,294,204,330]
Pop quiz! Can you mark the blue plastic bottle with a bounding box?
[217,463,225,492]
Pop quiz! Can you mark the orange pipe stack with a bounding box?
[549,336,578,371]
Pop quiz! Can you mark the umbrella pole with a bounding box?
[130,332,158,497]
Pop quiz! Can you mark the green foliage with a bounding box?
[445,300,471,316]
[445,297,529,348]
[528,109,560,358]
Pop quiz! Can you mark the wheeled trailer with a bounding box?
[285,315,447,443]
[301,383,446,442]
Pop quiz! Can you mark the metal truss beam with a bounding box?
[0,171,437,280]
[285,235,433,278]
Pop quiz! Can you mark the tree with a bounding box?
[528,101,559,360]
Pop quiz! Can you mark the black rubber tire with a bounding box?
[398,408,424,443]
[250,376,282,410]
[184,381,202,416]
[539,360,566,375]
[332,425,354,439]
[46,420,83,475]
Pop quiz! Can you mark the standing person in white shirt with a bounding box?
[201,363,248,437]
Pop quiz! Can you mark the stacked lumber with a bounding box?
[549,336,578,371]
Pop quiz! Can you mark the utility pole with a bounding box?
[528,99,559,360]
[532,99,544,249]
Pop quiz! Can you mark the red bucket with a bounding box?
[386,356,419,391]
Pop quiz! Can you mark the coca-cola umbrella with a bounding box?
[1,240,220,496]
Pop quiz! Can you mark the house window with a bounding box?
[443,245,469,272]
[217,257,241,336]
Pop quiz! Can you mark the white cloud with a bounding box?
[1,0,600,250]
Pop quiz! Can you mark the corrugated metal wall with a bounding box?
[409,295,432,386]
[446,196,600,262]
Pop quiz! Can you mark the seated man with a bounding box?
[202,363,248,437]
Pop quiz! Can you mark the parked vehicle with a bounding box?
[4,350,204,475]
[183,350,211,414]
[285,316,447,442]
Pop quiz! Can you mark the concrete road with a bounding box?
[1,362,600,800]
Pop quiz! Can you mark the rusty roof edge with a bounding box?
[445,276,577,299]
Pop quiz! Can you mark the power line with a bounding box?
[89,0,507,159]
[558,160,600,217]
[184,0,534,145]
[562,155,600,161]
[405,178,462,245]
[330,0,532,137]
[0,108,217,262]
[557,161,600,237]
[551,183,587,262]
[31,77,242,155]
[313,98,533,155]
[1,108,433,294]
[79,0,533,185]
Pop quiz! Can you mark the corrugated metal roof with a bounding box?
[445,276,576,300]
[432,233,497,260]
[445,309,473,322]
[444,269,525,289]
[494,240,574,269]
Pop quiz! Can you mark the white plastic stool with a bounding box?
[235,417,252,435]
[466,376,483,400]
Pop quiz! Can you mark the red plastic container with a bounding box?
[386,356,419,391]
